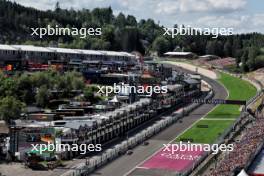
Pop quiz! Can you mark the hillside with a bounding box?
[0,0,264,71]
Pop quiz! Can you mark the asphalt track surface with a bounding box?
[90,65,228,176]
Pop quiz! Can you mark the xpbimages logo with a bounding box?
[31,25,102,38]
[97,83,168,96]
[31,142,102,154]
[163,142,234,155]
[163,25,233,39]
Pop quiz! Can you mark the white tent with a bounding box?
[237,169,249,176]
[109,96,119,103]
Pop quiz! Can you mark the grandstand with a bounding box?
[207,57,236,69]
[210,111,264,176]
[0,44,137,71]
[194,57,237,69]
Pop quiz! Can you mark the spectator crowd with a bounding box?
[210,112,264,176]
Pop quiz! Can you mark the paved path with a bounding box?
[163,61,218,79]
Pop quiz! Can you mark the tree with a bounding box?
[126,15,137,26]
[206,41,215,55]
[247,47,259,71]
[102,25,115,49]
[1,0,264,73]
[115,13,126,27]
[152,36,170,56]
[205,40,223,56]
[83,86,101,103]
[91,7,113,25]
[70,71,85,90]
[115,26,144,53]
[17,74,34,103]
[55,2,61,12]
[0,77,18,98]
[0,96,25,123]
[139,19,156,42]
[232,37,242,58]
[31,71,52,88]
[91,39,111,50]
[35,85,50,108]
[241,50,249,72]
[84,87,95,102]
[224,40,232,57]
[216,41,224,57]
[255,55,264,69]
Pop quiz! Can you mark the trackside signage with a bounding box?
[186,98,246,105]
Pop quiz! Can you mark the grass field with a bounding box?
[177,119,235,144]
[175,72,257,144]
[205,72,257,119]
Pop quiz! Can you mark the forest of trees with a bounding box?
[0,70,89,122]
[0,0,264,71]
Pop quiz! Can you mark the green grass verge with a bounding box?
[205,72,256,119]
[175,72,257,144]
[176,120,235,144]
[219,72,256,100]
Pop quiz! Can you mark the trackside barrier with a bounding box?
[61,90,214,176]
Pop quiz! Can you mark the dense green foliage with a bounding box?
[0,96,25,122]
[0,0,264,71]
[83,86,103,104]
[0,0,146,53]
[0,70,85,120]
